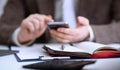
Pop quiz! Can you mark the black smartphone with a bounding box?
[48,22,69,30]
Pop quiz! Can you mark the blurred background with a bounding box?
[0,0,7,17]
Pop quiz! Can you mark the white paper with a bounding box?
[12,44,50,60]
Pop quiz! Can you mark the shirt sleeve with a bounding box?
[87,26,95,42]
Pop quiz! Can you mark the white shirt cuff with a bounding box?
[87,26,95,41]
[12,27,35,46]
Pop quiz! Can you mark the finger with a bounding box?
[22,21,35,33]
[50,31,70,43]
[30,15,44,30]
[31,14,53,30]
[44,15,54,22]
[50,30,73,41]
[37,17,48,31]
[39,20,47,34]
[57,28,84,41]
[77,16,89,26]
[48,15,53,19]
[29,17,40,30]
[32,14,54,23]
[57,28,76,36]
[55,37,70,43]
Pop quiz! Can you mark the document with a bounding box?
[12,44,70,62]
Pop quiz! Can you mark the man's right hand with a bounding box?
[18,14,54,44]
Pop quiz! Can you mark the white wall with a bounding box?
[0,0,8,17]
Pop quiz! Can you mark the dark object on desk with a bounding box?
[23,59,96,70]
[0,49,19,56]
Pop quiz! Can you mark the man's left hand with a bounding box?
[50,16,90,43]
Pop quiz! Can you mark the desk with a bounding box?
[0,45,120,70]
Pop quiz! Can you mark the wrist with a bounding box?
[80,26,94,42]
[18,34,31,45]
[18,31,31,44]
[12,27,35,46]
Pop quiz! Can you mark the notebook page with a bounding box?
[76,41,107,54]
[12,44,50,60]
[45,44,88,53]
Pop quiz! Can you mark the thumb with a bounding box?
[48,15,53,19]
[47,15,54,22]
[77,16,89,26]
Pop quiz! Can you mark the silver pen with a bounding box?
[61,44,65,50]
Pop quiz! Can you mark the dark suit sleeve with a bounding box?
[91,0,120,44]
[112,0,120,21]
[0,0,25,45]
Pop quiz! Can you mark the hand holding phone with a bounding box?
[48,22,69,30]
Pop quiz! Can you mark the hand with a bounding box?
[18,14,54,44]
[50,16,90,43]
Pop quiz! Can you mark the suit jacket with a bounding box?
[0,0,120,45]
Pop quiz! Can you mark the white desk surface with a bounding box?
[0,44,120,70]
